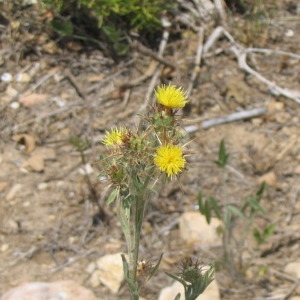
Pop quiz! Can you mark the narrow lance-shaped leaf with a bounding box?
[106,188,119,206]
[227,205,245,219]
[204,199,211,224]
[214,139,229,168]
[247,197,265,214]
[208,196,221,220]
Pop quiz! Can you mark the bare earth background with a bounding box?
[0,1,300,299]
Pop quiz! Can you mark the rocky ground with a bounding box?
[0,1,300,299]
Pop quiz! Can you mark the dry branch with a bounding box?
[139,29,170,114]
[203,26,300,103]
[187,27,205,97]
[184,107,267,132]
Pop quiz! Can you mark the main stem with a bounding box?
[129,172,153,299]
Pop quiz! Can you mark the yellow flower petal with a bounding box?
[155,84,188,108]
[154,145,186,177]
[103,127,127,147]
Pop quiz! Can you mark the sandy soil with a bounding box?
[1,1,300,299]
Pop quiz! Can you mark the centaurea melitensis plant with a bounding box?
[100,84,214,299]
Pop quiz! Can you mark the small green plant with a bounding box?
[166,258,215,300]
[198,139,272,278]
[214,139,229,168]
[253,223,276,245]
[42,0,174,54]
[100,85,214,299]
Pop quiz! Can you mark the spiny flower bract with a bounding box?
[155,84,188,109]
[103,127,127,147]
[154,145,186,177]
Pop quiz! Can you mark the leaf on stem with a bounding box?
[214,139,229,168]
[106,188,119,205]
[197,193,221,224]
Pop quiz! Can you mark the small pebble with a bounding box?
[1,73,12,82]
[10,102,20,109]
[1,244,9,252]
[285,29,294,37]
[48,215,56,220]
[78,164,93,175]
[37,182,48,190]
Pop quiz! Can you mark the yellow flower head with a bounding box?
[155,84,188,109]
[103,127,127,147]
[154,145,186,177]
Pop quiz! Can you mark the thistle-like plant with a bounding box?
[100,84,214,299]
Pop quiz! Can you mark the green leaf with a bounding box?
[208,196,221,220]
[106,188,119,206]
[227,205,245,219]
[263,223,276,239]
[247,197,265,214]
[253,227,262,244]
[198,193,221,224]
[214,139,229,168]
[148,253,163,280]
[50,19,73,36]
[165,272,187,288]
[256,182,266,201]
[253,223,275,245]
[204,199,211,224]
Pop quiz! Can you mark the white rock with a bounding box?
[1,73,12,82]
[95,252,124,294]
[1,281,97,300]
[179,212,222,247]
[285,29,294,37]
[10,102,20,109]
[158,279,220,300]
[78,163,94,175]
[284,261,300,279]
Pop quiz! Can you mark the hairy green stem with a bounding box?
[129,171,154,299]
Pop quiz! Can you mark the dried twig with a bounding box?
[230,46,300,103]
[51,249,96,273]
[187,27,205,97]
[184,107,266,132]
[64,69,86,100]
[201,107,267,129]
[132,40,176,70]
[139,30,170,114]
[245,48,300,60]
[0,246,40,272]
[213,0,226,23]
[203,26,300,103]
